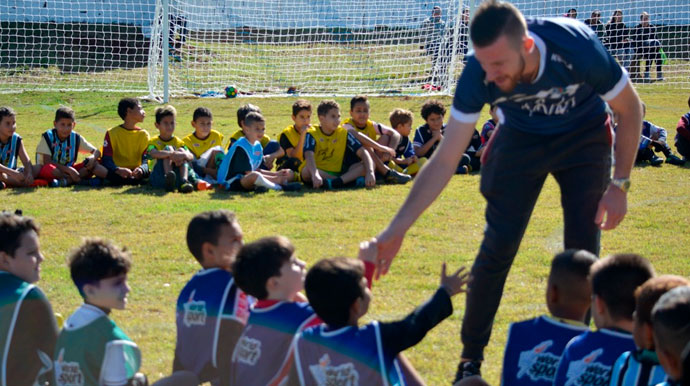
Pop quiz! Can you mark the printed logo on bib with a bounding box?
[235,335,261,366]
[54,349,85,386]
[309,354,359,386]
[565,349,611,386]
[183,289,207,327]
[494,84,582,117]
[517,340,560,382]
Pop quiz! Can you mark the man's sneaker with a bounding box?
[281,182,302,192]
[165,171,176,192]
[385,170,412,184]
[179,182,194,193]
[453,360,482,384]
[649,154,664,166]
[666,154,685,165]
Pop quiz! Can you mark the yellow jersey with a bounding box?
[183,130,224,159]
[104,125,150,170]
[342,118,378,141]
[304,125,360,174]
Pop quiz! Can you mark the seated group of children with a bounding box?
[0,94,500,192]
[3,209,690,386]
[632,98,690,167]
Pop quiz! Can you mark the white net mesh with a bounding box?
[1,0,689,97]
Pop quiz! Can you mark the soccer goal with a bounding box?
[1,0,689,99]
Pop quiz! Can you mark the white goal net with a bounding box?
[1,0,688,98]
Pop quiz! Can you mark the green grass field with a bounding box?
[1,89,689,385]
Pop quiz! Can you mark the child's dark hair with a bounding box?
[305,257,365,327]
[237,104,261,127]
[193,107,213,122]
[117,98,140,120]
[549,249,597,305]
[635,275,690,325]
[55,106,76,122]
[233,236,295,300]
[350,95,369,111]
[687,95,690,109]
[243,112,265,128]
[317,100,340,117]
[68,238,131,298]
[186,210,237,263]
[652,286,690,358]
[0,212,39,258]
[389,108,413,129]
[292,99,312,116]
[421,99,447,120]
[590,253,655,321]
[0,106,16,121]
[154,105,177,124]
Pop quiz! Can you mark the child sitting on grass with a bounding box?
[0,211,58,385]
[0,106,36,188]
[277,99,312,173]
[610,275,690,385]
[674,95,690,163]
[342,95,411,184]
[300,100,375,189]
[228,103,284,170]
[636,103,684,166]
[53,238,147,386]
[289,240,469,385]
[146,105,201,193]
[229,236,317,386]
[554,254,656,385]
[35,106,108,187]
[183,107,225,181]
[216,112,300,192]
[501,249,596,386]
[101,98,150,185]
[388,108,427,177]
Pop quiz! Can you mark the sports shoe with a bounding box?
[196,180,212,191]
[281,182,302,192]
[179,181,194,193]
[456,165,469,174]
[385,170,412,184]
[165,171,176,192]
[354,176,366,188]
[453,360,482,384]
[649,154,664,167]
[666,154,685,165]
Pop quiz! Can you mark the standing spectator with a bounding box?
[606,9,632,70]
[633,12,664,82]
[566,8,577,19]
[459,8,471,62]
[421,6,449,88]
[584,10,605,41]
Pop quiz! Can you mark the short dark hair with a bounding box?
[317,100,340,117]
[590,253,655,321]
[117,98,140,120]
[652,286,690,358]
[244,111,265,128]
[636,275,690,325]
[292,99,312,116]
[186,210,237,263]
[55,106,76,122]
[0,106,16,121]
[421,99,446,120]
[305,257,365,327]
[0,212,39,258]
[154,105,177,124]
[233,236,295,299]
[68,238,132,298]
[193,107,213,122]
[237,104,261,127]
[389,108,413,129]
[549,249,598,305]
[350,95,369,111]
[470,0,527,49]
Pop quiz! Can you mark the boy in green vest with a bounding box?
[53,238,147,386]
[0,210,58,386]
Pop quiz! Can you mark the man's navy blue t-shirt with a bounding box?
[452,17,627,134]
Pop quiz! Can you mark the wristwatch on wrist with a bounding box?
[610,177,631,193]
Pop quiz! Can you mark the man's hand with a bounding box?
[439,263,470,297]
[374,227,406,279]
[115,167,132,179]
[595,184,628,230]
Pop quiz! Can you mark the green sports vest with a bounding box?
[53,315,141,386]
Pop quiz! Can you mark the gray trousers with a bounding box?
[460,114,612,360]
